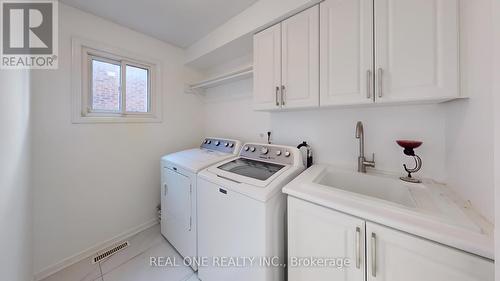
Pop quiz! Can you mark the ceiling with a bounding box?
[60,0,258,48]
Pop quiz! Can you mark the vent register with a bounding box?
[92,241,130,263]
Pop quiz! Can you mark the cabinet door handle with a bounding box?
[281,85,286,106]
[355,227,361,269]
[366,70,372,99]
[163,183,167,196]
[377,68,383,98]
[275,86,280,106]
[371,232,377,277]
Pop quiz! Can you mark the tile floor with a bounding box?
[42,224,199,281]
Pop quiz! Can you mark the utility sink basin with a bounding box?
[314,168,417,208]
[283,164,493,259]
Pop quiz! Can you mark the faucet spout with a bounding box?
[355,121,375,173]
[355,121,363,139]
[355,121,364,157]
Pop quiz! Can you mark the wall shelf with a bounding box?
[186,66,253,94]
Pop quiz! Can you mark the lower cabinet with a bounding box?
[366,222,493,281]
[288,197,365,281]
[287,197,494,281]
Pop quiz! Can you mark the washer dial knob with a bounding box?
[229,143,234,148]
[261,147,269,154]
[215,141,220,146]
[250,147,256,152]
[284,151,291,157]
[244,146,249,151]
[224,142,229,147]
[276,150,282,156]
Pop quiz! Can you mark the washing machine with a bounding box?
[197,143,305,281]
[160,138,241,270]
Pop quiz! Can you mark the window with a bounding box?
[72,38,161,123]
[88,56,151,114]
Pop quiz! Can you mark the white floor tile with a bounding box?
[102,239,194,281]
[40,257,101,281]
[100,223,163,275]
[42,224,194,281]
[183,273,200,281]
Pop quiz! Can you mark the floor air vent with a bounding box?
[92,241,129,263]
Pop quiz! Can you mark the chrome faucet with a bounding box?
[355,121,375,173]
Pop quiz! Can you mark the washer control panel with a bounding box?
[240,144,294,165]
[201,138,238,154]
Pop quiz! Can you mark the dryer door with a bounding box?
[164,167,193,257]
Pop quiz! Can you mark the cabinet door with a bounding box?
[366,222,494,281]
[288,197,365,281]
[374,0,459,103]
[320,0,374,106]
[253,23,282,111]
[281,5,319,109]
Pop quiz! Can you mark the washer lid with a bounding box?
[217,158,285,181]
[162,148,235,173]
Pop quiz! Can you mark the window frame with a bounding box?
[72,38,161,123]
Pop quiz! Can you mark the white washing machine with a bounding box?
[160,138,241,270]
[197,143,305,281]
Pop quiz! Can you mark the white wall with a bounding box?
[271,105,447,178]
[186,0,320,66]
[204,78,447,180]
[493,0,500,276]
[445,0,495,223]
[32,4,204,277]
[0,70,32,281]
[202,55,272,142]
[204,79,271,143]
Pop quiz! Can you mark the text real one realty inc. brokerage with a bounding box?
[149,256,352,269]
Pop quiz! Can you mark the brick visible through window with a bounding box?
[89,56,151,115]
[125,65,148,113]
[92,59,121,112]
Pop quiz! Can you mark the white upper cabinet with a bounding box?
[281,5,319,109]
[253,23,282,110]
[374,0,459,103]
[320,0,374,106]
[319,0,459,107]
[366,222,494,281]
[254,0,459,110]
[253,5,319,111]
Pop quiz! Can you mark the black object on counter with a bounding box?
[297,141,313,168]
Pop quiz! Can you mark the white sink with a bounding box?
[314,168,417,208]
[283,164,493,259]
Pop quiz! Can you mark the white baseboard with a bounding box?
[34,218,159,281]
